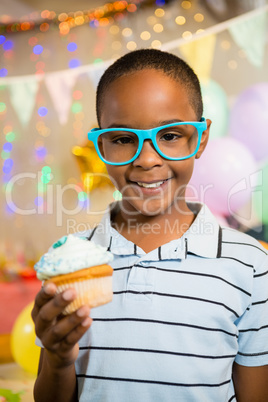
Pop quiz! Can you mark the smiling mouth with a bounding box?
[135,179,169,188]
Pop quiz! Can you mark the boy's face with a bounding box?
[99,69,210,218]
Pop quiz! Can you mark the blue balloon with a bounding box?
[201,80,229,139]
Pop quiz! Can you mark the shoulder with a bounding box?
[220,226,267,268]
[220,226,266,251]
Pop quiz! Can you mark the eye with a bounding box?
[101,131,137,145]
[160,132,182,142]
[112,135,135,145]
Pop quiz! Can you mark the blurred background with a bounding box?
[0,1,268,396]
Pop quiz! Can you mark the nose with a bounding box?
[132,140,163,169]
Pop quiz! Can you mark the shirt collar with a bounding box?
[183,202,221,259]
[91,202,221,260]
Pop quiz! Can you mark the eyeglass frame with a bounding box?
[87,117,207,166]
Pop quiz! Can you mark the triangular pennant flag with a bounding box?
[87,63,112,89]
[9,80,39,126]
[45,71,77,125]
[229,12,267,68]
[179,34,216,82]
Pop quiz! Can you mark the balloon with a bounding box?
[213,214,229,227]
[201,80,229,139]
[252,160,268,224]
[188,138,257,216]
[259,241,268,250]
[72,142,114,191]
[229,82,268,162]
[10,301,40,375]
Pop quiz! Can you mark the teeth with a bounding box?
[137,181,164,188]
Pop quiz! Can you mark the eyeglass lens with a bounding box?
[97,124,199,163]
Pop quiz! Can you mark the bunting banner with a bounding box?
[45,71,78,126]
[228,11,267,68]
[87,61,113,89]
[1,5,267,126]
[8,80,39,127]
[179,34,216,82]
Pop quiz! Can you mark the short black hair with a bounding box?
[96,48,203,125]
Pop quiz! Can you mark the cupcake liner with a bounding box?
[54,276,113,314]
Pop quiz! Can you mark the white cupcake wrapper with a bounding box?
[55,277,113,314]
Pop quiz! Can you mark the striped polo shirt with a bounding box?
[68,203,268,400]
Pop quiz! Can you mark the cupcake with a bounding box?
[34,234,113,314]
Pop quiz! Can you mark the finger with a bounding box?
[62,307,93,346]
[34,288,77,336]
[41,305,92,350]
[58,316,93,358]
[31,283,58,322]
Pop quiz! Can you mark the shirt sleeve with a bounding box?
[235,253,268,366]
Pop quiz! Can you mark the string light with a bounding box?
[155,8,165,17]
[3,40,14,51]
[41,166,52,184]
[40,22,50,32]
[147,16,157,25]
[0,68,8,77]
[35,146,47,161]
[112,40,122,50]
[0,102,7,113]
[181,1,191,10]
[72,99,85,139]
[122,27,133,37]
[153,23,164,33]
[34,196,44,207]
[72,102,83,114]
[73,90,83,100]
[221,40,231,50]
[126,41,137,50]
[2,120,14,179]
[113,190,122,201]
[2,158,13,174]
[228,60,238,70]
[109,25,120,34]
[6,131,15,142]
[182,30,192,39]
[194,13,204,22]
[78,191,88,202]
[69,58,81,68]
[175,16,186,25]
[151,39,161,48]
[140,31,151,40]
[0,1,146,34]
[28,37,38,46]
[38,107,48,117]
[33,44,43,55]
[67,42,78,52]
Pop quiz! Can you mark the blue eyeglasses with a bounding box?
[88,118,207,166]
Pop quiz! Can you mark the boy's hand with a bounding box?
[31,283,92,369]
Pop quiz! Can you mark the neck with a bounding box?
[111,201,196,253]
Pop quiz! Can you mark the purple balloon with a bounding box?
[229,82,268,162]
[187,138,257,216]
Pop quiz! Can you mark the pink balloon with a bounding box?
[187,138,257,216]
[229,82,268,162]
[213,214,229,227]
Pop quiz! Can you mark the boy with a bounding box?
[32,49,268,401]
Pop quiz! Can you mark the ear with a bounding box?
[195,119,211,159]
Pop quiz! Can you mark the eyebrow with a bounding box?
[106,119,184,129]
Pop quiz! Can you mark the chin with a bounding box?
[134,201,172,217]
